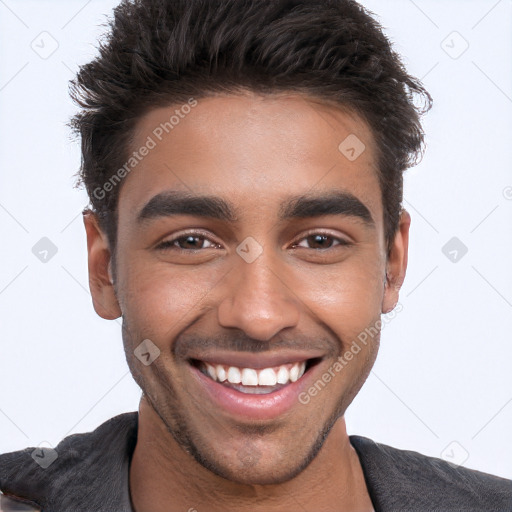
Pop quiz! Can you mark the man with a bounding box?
[1,0,510,510]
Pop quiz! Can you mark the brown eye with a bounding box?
[293,233,350,250]
[156,233,220,251]
[306,234,334,249]
[176,235,207,250]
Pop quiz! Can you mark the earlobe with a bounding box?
[83,210,122,320]
[382,209,411,314]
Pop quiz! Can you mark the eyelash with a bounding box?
[155,230,351,252]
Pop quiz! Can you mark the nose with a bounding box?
[217,252,301,341]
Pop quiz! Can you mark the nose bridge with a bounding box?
[217,248,301,341]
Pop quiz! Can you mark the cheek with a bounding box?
[118,260,226,336]
[291,249,385,328]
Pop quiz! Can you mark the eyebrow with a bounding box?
[136,190,375,227]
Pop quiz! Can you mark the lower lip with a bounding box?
[189,363,317,421]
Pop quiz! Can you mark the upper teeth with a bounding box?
[203,361,306,386]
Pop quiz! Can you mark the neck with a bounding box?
[129,396,374,512]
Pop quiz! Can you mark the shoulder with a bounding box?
[0,412,138,511]
[350,435,512,511]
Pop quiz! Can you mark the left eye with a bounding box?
[292,234,350,250]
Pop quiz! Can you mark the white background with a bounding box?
[0,0,511,480]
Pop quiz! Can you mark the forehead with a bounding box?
[117,92,383,227]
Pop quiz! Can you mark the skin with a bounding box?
[84,91,410,512]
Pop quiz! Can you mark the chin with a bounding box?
[188,434,327,486]
[201,457,311,486]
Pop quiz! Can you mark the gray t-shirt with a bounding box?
[1,412,511,511]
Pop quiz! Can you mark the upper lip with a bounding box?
[188,350,325,369]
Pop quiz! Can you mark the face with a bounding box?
[85,91,409,485]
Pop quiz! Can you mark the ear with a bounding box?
[83,210,122,320]
[382,209,411,314]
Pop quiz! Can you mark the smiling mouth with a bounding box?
[190,358,322,395]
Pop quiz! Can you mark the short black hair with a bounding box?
[70,0,432,273]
